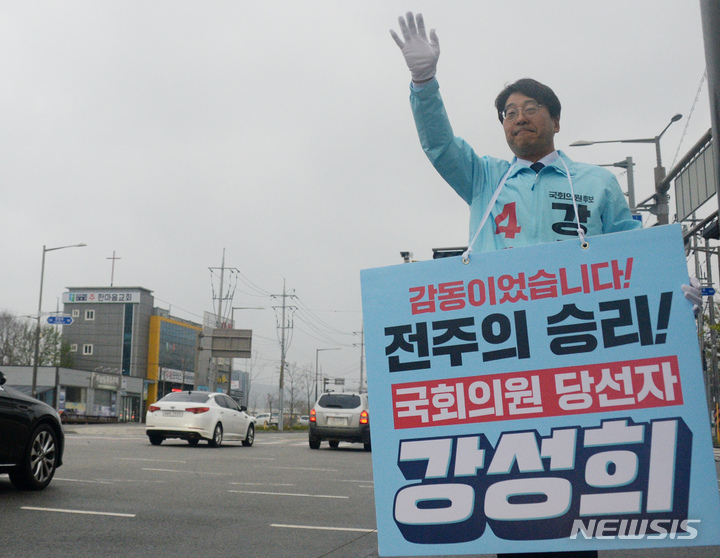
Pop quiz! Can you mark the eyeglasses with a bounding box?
[502,101,543,122]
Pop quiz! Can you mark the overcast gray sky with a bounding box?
[0,1,712,391]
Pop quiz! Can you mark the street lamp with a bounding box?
[570,113,682,225]
[31,243,87,398]
[599,157,636,211]
[315,347,340,401]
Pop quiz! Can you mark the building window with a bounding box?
[70,344,78,352]
[83,344,93,355]
[85,310,95,321]
[64,386,86,415]
[95,390,111,405]
[122,303,133,376]
[72,309,80,318]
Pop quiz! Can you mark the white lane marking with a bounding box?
[261,466,337,472]
[229,490,348,499]
[116,457,187,463]
[229,482,295,487]
[271,523,375,533]
[141,468,227,475]
[54,478,115,485]
[56,477,165,485]
[21,506,135,518]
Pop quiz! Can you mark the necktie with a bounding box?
[530,162,545,173]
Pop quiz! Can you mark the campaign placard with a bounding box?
[360,225,720,556]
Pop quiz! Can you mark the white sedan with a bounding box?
[146,391,255,448]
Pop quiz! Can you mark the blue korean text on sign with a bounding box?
[360,225,720,556]
[702,287,716,297]
[47,316,73,325]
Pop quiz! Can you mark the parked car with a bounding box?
[146,391,255,447]
[255,413,271,427]
[0,370,65,490]
[269,412,279,426]
[298,415,309,426]
[309,392,370,451]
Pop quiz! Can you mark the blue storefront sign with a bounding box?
[360,225,720,555]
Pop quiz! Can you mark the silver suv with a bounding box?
[309,392,370,451]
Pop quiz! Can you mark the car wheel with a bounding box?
[242,424,255,447]
[149,435,163,446]
[309,438,320,449]
[329,440,339,449]
[188,439,199,446]
[364,441,372,452]
[209,423,223,447]
[9,423,59,491]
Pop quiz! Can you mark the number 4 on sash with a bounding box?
[495,202,522,239]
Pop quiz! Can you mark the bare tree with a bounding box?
[0,313,64,366]
[241,350,266,411]
[297,364,314,414]
[0,312,25,364]
[284,363,301,425]
[250,392,260,414]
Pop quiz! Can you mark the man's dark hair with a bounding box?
[495,78,562,123]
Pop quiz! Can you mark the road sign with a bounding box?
[47,315,73,325]
[210,328,252,358]
[702,287,716,297]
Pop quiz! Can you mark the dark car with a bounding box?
[309,392,370,451]
[0,370,64,490]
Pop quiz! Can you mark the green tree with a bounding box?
[59,341,75,368]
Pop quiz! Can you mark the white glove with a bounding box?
[682,276,702,316]
[390,12,440,83]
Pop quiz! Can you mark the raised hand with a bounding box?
[390,12,440,83]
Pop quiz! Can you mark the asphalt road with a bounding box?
[1,424,719,558]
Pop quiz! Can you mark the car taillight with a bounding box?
[186,407,210,414]
[148,405,160,413]
[360,410,369,424]
[310,409,316,423]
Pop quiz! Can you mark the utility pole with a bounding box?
[699,0,720,203]
[279,280,286,431]
[355,325,365,393]
[208,249,239,392]
[217,249,225,328]
[273,279,296,431]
